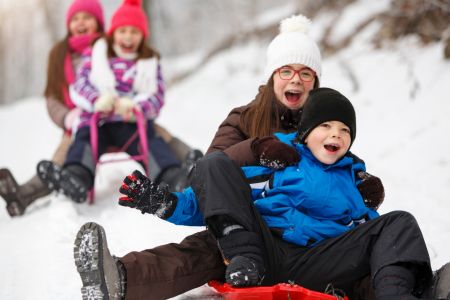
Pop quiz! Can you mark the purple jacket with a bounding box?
[71,52,165,128]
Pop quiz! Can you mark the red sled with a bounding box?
[208,281,348,300]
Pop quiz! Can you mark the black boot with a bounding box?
[216,230,265,287]
[225,255,262,287]
[422,262,450,299]
[157,149,204,192]
[37,160,91,203]
[373,265,419,300]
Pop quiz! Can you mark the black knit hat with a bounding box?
[298,87,356,145]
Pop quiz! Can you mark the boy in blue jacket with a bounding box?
[77,88,445,299]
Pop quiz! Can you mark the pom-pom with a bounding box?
[279,15,311,35]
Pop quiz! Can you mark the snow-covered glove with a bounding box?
[356,171,385,210]
[114,97,135,121]
[119,170,177,219]
[64,107,82,131]
[251,136,300,170]
[94,94,115,113]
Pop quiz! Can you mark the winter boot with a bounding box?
[157,149,204,192]
[0,169,51,217]
[37,160,89,203]
[184,149,204,173]
[225,255,262,287]
[422,262,450,299]
[0,168,25,216]
[216,230,265,287]
[74,222,125,300]
[373,264,420,300]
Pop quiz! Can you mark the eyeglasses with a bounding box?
[276,66,315,82]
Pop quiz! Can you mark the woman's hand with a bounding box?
[251,136,300,170]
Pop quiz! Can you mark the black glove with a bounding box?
[251,136,300,170]
[119,170,177,219]
[356,171,385,210]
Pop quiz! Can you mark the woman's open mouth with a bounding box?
[285,91,302,103]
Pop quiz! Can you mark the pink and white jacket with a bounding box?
[70,38,165,128]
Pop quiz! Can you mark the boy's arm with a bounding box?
[118,170,204,226]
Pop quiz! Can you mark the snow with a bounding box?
[1,8,450,300]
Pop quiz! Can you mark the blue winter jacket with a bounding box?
[166,132,379,247]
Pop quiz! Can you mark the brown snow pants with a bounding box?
[120,230,226,300]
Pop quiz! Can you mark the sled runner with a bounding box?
[89,108,149,203]
[208,281,348,300]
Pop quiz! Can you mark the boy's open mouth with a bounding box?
[324,143,340,152]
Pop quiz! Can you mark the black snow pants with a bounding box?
[191,151,433,298]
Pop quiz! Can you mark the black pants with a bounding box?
[191,151,432,298]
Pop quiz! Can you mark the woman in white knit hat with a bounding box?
[72,14,385,299]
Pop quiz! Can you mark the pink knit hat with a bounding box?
[66,0,105,31]
[108,0,149,38]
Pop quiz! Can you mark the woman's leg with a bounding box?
[74,222,225,300]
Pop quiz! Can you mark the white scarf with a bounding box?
[89,38,158,97]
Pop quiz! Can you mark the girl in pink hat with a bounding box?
[0,0,104,216]
[0,0,197,215]
[34,0,193,204]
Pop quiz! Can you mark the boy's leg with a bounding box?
[191,151,281,286]
[281,211,432,299]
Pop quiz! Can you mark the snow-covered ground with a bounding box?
[1,3,450,299]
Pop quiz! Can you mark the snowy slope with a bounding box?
[1,4,450,299]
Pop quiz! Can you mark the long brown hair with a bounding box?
[240,75,320,139]
[44,35,70,101]
[44,20,103,102]
[240,77,280,139]
[106,35,160,60]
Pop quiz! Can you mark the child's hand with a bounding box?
[251,136,300,169]
[118,170,177,219]
[115,97,135,120]
[356,171,385,210]
[94,94,115,113]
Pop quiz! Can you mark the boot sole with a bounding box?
[37,161,87,203]
[74,222,109,300]
[74,222,121,300]
[0,168,25,216]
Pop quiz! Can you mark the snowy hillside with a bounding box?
[1,3,450,300]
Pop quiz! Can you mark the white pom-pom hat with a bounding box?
[264,15,322,83]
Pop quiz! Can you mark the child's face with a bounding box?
[273,64,316,110]
[113,26,144,55]
[305,120,351,165]
[69,12,98,36]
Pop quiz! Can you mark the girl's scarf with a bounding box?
[63,33,100,108]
